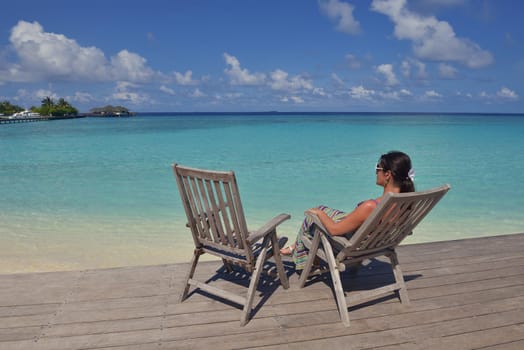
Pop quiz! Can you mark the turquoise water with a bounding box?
[1,113,524,273]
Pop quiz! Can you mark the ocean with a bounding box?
[1,113,523,273]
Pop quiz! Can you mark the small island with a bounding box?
[87,105,135,117]
[1,99,135,124]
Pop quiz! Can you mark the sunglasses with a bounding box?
[375,164,385,173]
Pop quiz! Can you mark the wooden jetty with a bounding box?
[0,116,85,124]
[0,117,47,124]
[1,233,523,349]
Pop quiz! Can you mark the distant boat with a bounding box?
[10,110,41,119]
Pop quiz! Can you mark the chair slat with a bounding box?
[190,177,214,240]
[196,178,222,243]
[213,180,234,246]
[223,181,244,249]
[204,179,227,244]
[181,175,206,240]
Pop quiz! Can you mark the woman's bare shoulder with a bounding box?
[358,199,380,211]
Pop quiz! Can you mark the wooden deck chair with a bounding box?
[298,184,450,326]
[173,164,290,326]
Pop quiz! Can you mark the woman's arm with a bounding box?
[307,200,377,236]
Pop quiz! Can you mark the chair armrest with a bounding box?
[304,210,328,232]
[304,210,351,247]
[247,213,291,244]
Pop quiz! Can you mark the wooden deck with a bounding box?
[1,233,523,350]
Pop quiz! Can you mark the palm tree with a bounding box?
[40,96,55,116]
[57,98,69,108]
[42,96,54,108]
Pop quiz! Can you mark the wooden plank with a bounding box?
[0,233,522,350]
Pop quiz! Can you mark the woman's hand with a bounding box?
[307,208,323,216]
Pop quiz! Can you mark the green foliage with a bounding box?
[34,96,78,116]
[0,101,24,115]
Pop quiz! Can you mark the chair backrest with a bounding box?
[342,185,450,257]
[173,164,252,262]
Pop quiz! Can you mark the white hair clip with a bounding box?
[408,168,415,181]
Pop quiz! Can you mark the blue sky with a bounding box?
[1,0,523,113]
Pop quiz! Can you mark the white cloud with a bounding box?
[110,50,155,82]
[35,89,58,101]
[190,88,205,98]
[376,64,399,85]
[456,91,473,98]
[313,87,327,96]
[72,92,94,103]
[438,63,457,78]
[425,90,442,98]
[9,21,108,81]
[269,69,313,91]
[222,53,315,95]
[173,70,197,85]
[223,53,266,85]
[160,85,176,95]
[497,87,518,100]
[401,59,427,79]
[115,81,138,91]
[349,85,376,99]
[7,21,158,83]
[479,88,519,101]
[371,0,493,68]
[290,96,305,103]
[378,88,412,100]
[112,81,149,104]
[112,91,148,104]
[319,0,360,35]
[280,95,305,104]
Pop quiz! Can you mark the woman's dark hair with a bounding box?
[378,151,415,193]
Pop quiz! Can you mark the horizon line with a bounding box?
[128,111,524,116]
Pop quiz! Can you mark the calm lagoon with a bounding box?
[1,113,523,273]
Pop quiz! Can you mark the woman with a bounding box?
[280,151,415,270]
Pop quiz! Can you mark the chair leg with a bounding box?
[389,251,410,305]
[179,249,201,303]
[270,231,289,289]
[240,235,270,326]
[298,230,322,288]
[222,259,234,273]
[321,235,350,327]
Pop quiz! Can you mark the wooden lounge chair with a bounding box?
[298,184,450,326]
[173,164,290,326]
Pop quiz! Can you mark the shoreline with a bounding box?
[2,231,523,275]
[2,207,524,275]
